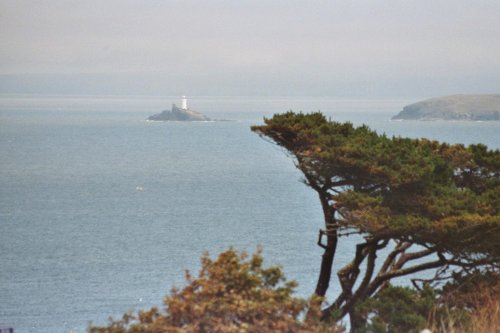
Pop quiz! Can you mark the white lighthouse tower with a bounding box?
[181,96,188,110]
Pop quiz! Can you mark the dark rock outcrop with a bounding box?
[148,104,211,121]
[392,94,500,121]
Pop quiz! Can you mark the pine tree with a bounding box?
[252,112,500,330]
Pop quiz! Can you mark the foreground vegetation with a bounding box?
[92,113,499,332]
[90,248,498,333]
[90,248,342,333]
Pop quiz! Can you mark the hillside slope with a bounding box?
[392,95,500,121]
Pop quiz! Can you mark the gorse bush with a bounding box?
[89,248,342,333]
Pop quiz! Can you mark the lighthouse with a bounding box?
[181,96,188,110]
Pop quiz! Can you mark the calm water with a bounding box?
[1,96,499,333]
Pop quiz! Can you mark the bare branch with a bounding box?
[379,241,411,275]
[394,247,437,269]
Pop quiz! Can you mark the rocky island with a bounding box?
[148,96,211,121]
[392,94,500,121]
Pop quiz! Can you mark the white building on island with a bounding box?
[181,96,188,110]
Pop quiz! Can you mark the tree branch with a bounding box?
[394,247,437,269]
[379,241,411,275]
[330,242,371,311]
[342,242,378,318]
[364,256,446,299]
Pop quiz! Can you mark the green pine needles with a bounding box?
[252,112,499,330]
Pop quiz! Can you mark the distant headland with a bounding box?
[392,94,500,121]
[148,96,211,121]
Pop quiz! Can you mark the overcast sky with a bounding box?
[1,0,499,97]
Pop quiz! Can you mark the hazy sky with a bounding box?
[1,0,499,97]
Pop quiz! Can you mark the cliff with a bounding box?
[148,104,211,121]
[392,94,500,121]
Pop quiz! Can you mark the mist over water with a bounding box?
[1,96,499,332]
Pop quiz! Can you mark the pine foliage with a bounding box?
[252,112,500,328]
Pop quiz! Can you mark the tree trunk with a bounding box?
[349,308,363,333]
[315,229,338,296]
[314,192,338,297]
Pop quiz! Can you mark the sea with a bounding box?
[1,95,499,333]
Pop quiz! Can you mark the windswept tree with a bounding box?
[251,112,499,331]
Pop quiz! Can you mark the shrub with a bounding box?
[89,248,342,333]
[355,285,434,333]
